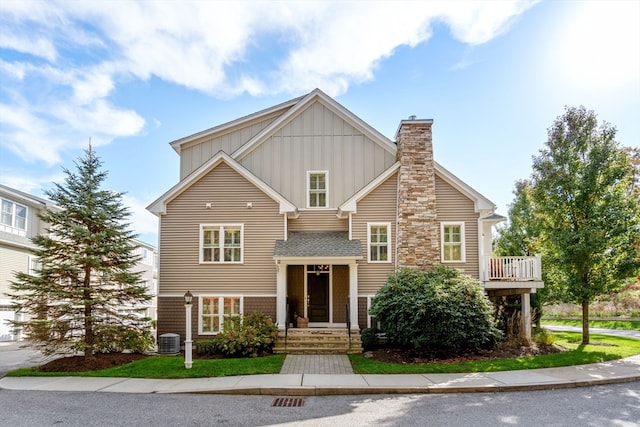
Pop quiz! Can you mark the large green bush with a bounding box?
[369,266,502,352]
[212,311,279,357]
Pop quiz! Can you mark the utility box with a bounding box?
[158,333,180,354]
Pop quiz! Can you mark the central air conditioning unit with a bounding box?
[158,333,180,354]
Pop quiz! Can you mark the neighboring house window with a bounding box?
[441,222,465,262]
[307,171,328,208]
[1,198,27,234]
[28,256,41,275]
[200,224,244,263]
[368,223,391,263]
[199,296,242,334]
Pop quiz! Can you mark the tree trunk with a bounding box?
[581,300,590,345]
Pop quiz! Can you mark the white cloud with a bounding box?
[121,194,159,236]
[0,0,537,164]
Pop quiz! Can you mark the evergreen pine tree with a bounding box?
[8,148,153,359]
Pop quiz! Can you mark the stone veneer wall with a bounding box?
[395,119,439,270]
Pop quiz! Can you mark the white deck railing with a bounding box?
[483,255,542,282]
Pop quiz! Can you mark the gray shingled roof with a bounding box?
[274,231,362,258]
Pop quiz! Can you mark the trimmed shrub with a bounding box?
[369,266,502,352]
[213,311,279,357]
[196,339,217,356]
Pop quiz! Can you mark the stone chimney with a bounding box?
[395,117,439,270]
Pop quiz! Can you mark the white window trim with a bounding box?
[440,221,466,263]
[366,295,380,329]
[0,197,27,236]
[367,222,392,263]
[306,170,328,208]
[199,224,244,264]
[198,295,243,335]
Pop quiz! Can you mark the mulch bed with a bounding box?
[364,342,564,364]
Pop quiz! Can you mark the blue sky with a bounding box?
[1,0,638,246]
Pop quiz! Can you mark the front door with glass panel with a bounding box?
[307,265,329,322]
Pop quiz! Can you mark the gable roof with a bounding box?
[168,95,304,155]
[146,151,297,216]
[232,88,397,160]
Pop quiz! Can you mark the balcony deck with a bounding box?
[482,255,544,290]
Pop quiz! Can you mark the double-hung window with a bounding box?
[307,171,327,208]
[199,296,242,334]
[1,198,27,234]
[368,223,391,263]
[441,222,465,262]
[200,224,243,263]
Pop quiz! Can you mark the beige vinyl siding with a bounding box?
[239,102,396,207]
[351,171,398,294]
[0,246,31,296]
[288,210,348,232]
[435,174,480,278]
[179,115,281,179]
[159,163,284,294]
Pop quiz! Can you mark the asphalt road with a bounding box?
[1,383,639,426]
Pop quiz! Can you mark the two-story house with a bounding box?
[0,184,55,341]
[0,184,158,341]
[148,89,543,350]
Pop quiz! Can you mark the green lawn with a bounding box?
[7,332,640,378]
[349,332,640,375]
[541,319,640,331]
[7,354,286,379]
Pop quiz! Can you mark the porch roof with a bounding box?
[274,231,362,258]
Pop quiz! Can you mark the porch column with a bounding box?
[276,262,287,328]
[349,262,359,329]
[521,292,532,341]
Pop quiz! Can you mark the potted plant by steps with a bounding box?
[296,316,309,328]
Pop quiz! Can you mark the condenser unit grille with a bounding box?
[158,333,180,354]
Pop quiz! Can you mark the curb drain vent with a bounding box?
[272,397,305,407]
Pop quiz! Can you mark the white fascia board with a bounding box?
[233,88,397,161]
[434,162,496,212]
[146,151,297,216]
[337,163,400,217]
[274,256,362,264]
[0,184,58,210]
[168,96,303,155]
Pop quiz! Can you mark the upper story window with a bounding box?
[1,198,27,235]
[307,171,328,208]
[200,224,244,264]
[441,222,465,262]
[368,223,391,263]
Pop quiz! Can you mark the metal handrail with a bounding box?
[346,303,351,349]
[285,303,289,349]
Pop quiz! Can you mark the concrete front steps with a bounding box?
[273,328,363,355]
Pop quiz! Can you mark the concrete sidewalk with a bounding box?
[1,354,638,395]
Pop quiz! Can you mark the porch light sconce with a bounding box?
[184,290,193,369]
[205,203,212,209]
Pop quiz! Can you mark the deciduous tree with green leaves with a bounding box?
[531,106,640,344]
[8,148,153,359]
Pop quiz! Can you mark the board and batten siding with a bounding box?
[434,174,480,278]
[287,210,348,232]
[351,171,398,294]
[159,163,284,295]
[239,102,396,208]
[179,115,281,180]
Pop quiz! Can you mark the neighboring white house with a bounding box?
[0,184,158,341]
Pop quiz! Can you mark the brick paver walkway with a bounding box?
[280,355,354,374]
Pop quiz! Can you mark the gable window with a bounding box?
[200,224,243,263]
[199,296,242,334]
[441,222,465,262]
[307,171,328,208]
[1,198,27,234]
[368,223,391,263]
